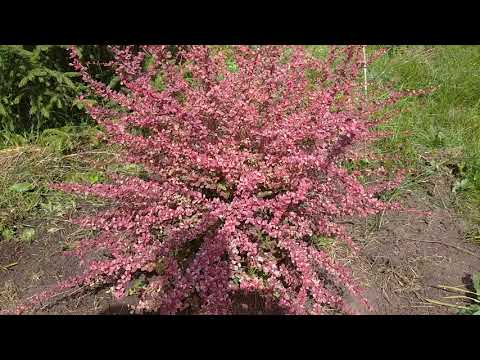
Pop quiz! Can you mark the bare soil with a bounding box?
[0,215,111,314]
[0,172,478,315]
[346,172,479,314]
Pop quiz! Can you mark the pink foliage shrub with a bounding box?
[19,45,420,314]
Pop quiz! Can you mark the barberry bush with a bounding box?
[20,45,417,314]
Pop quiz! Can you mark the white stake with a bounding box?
[362,45,368,100]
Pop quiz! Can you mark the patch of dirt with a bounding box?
[0,207,111,314]
[346,172,479,314]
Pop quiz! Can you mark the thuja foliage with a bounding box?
[19,45,422,314]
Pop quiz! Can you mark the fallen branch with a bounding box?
[424,298,470,310]
[435,284,478,296]
[0,262,18,271]
[442,295,480,303]
[38,286,86,311]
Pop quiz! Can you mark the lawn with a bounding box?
[368,46,480,231]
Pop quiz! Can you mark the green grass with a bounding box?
[309,45,480,229]
[0,125,111,242]
[0,122,154,244]
[367,46,480,224]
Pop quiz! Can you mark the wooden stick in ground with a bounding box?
[362,45,369,237]
[362,45,368,99]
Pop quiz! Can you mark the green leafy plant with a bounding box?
[9,182,36,193]
[311,234,335,250]
[0,46,87,136]
[452,178,471,194]
[0,45,116,143]
[126,276,147,296]
[426,272,480,315]
[0,226,14,241]
[65,170,105,185]
[19,228,36,243]
[457,272,480,315]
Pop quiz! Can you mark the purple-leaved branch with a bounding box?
[14,45,429,315]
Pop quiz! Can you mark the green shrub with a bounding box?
[0,45,115,139]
